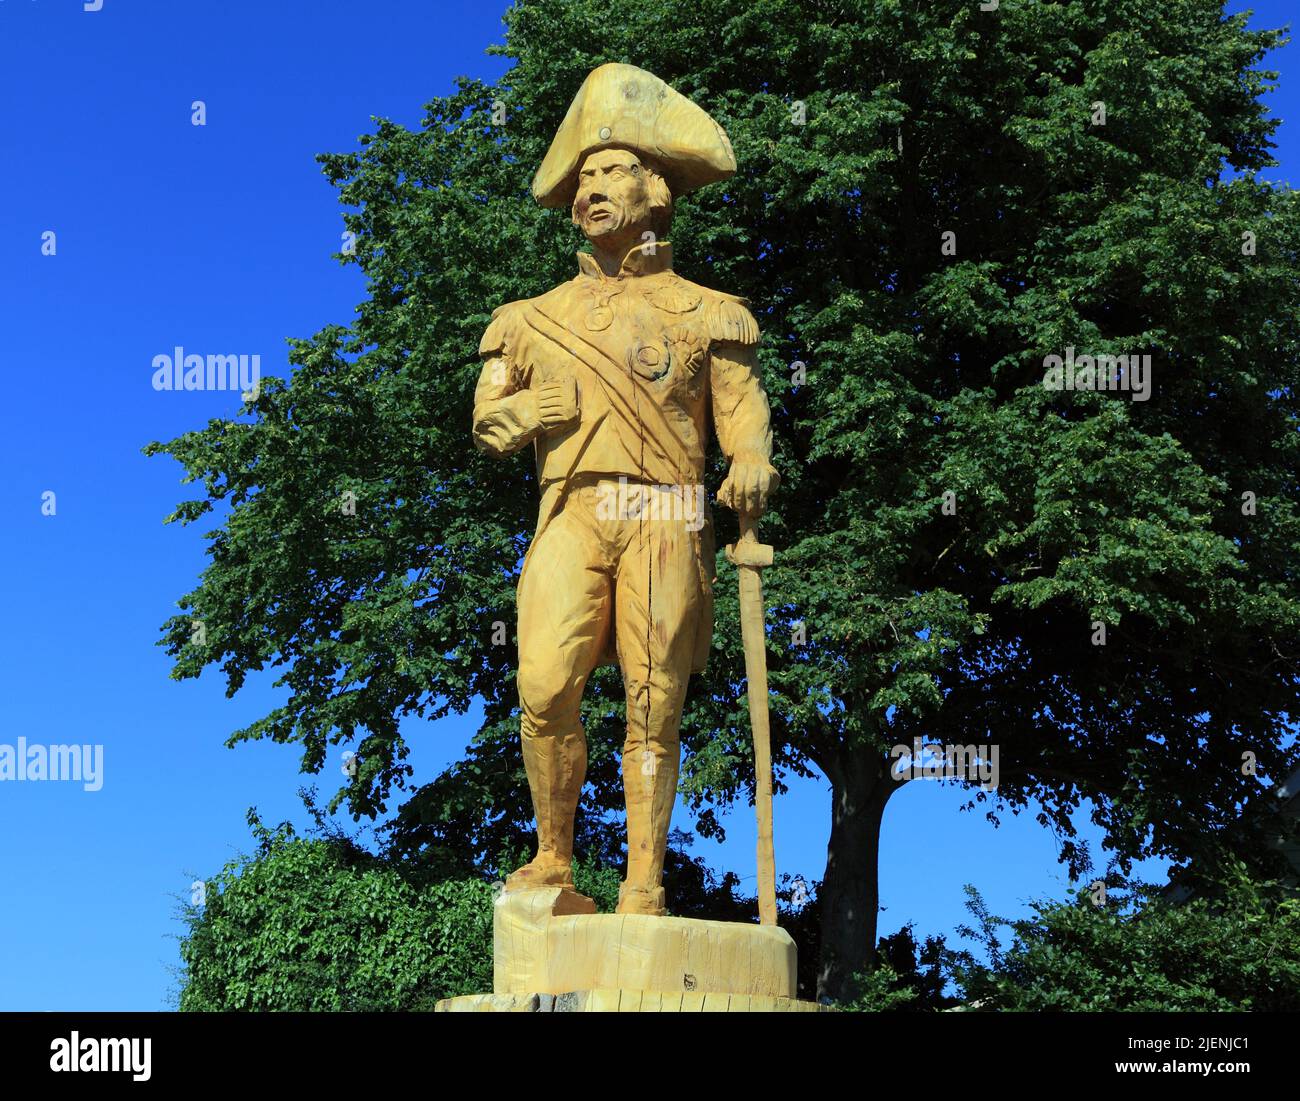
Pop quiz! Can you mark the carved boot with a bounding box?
[616,882,667,916]
[617,732,678,916]
[505,727,587,895]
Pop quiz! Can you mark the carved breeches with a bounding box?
[515,476,706,888]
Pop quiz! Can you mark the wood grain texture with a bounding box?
[435,990,826,1013]
[493,888,797,998]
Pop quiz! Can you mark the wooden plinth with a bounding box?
[435,989,824,1012]
[432,887,820,1011]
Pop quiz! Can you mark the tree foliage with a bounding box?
[176,809,492,1011]
[945,867,1300,1012]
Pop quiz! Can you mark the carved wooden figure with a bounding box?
[472,63,779,919]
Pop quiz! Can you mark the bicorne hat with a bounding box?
[531,63,737,209]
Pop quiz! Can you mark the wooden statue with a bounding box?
[472,63,779,920]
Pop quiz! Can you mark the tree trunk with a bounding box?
[816,749,889,1003]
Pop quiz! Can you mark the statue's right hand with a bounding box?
[536,376,579,433]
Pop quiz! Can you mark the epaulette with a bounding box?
[706,293,761,346]
[478,301,520,358]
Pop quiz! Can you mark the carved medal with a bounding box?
[645,279,702,315]
[585,306,613,331]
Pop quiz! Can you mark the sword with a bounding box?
[726,512,777,926]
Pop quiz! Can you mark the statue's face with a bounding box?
[572,148,654,248]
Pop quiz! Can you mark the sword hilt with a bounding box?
[725,513,773,568]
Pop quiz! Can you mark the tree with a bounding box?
[149,0,1300,1001]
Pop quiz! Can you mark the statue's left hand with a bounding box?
[718,454,779,517]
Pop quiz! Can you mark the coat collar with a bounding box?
[576,240,674,280]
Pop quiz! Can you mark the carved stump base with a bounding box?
[434,989,824,1012]
[434,888,822,1012]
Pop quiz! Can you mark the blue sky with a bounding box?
[1,0,1294,1010]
